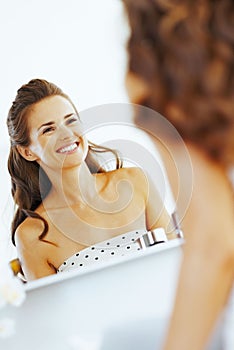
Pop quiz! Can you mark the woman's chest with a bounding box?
[42,196,146,267]
[46,192,145,234]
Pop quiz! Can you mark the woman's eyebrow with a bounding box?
[37,113,75,131]
[37,121,54,131]
[64,113,76,120]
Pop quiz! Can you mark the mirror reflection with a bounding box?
[0,1,181,283]
[0,0,130,266]
[7,79,179,281]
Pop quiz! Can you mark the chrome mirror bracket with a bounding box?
[137,228,168,250]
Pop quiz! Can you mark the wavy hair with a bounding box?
[7,79,122,245]
[124,0,234,166]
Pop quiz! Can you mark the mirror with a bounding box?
[0,1,186,281]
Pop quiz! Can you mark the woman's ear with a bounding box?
[125,72,149,104]
[16,145,38,161]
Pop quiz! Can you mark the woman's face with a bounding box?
[25,95,88,170]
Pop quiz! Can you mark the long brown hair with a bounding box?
[124,0,234,167]
[7,78,122,245]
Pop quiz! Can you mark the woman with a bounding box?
[123,0,234,349]
[7,78,174,281]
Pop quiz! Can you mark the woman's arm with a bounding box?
[140,169,177,237]
[162,154,234,350]
[15,218,56,281]
[163,232,234,350]
[123,165,177,242]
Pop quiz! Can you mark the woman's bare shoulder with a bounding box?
[15,216,45,248]
[15,217,57,280]
[96,167,148,201]
[105,166,147,181]
[109,167,148,193]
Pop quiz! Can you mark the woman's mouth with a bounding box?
[56,142,79,154]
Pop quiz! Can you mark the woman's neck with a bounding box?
[43,162,98,209]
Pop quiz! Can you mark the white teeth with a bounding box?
[57,143,78,153]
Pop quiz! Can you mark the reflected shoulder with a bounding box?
[98,167,148,196]
[109,166,146,180]
[112,167,148,195]
[15,216,45,248]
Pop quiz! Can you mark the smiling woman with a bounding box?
[0,0,129,266]
[6,78,176,281]
[16,96,89,170]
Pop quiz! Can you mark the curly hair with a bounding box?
[7,79,122,245]
[124,0,234,166]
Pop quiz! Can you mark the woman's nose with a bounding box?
[59,126,73,141]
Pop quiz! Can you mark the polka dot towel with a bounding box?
[57,229,147,273]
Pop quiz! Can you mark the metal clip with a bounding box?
[137,228,168,250]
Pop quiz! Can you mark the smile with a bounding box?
[56,142,79,154]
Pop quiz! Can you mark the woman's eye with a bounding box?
[42,127,55,134]
[66,117,78,125]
